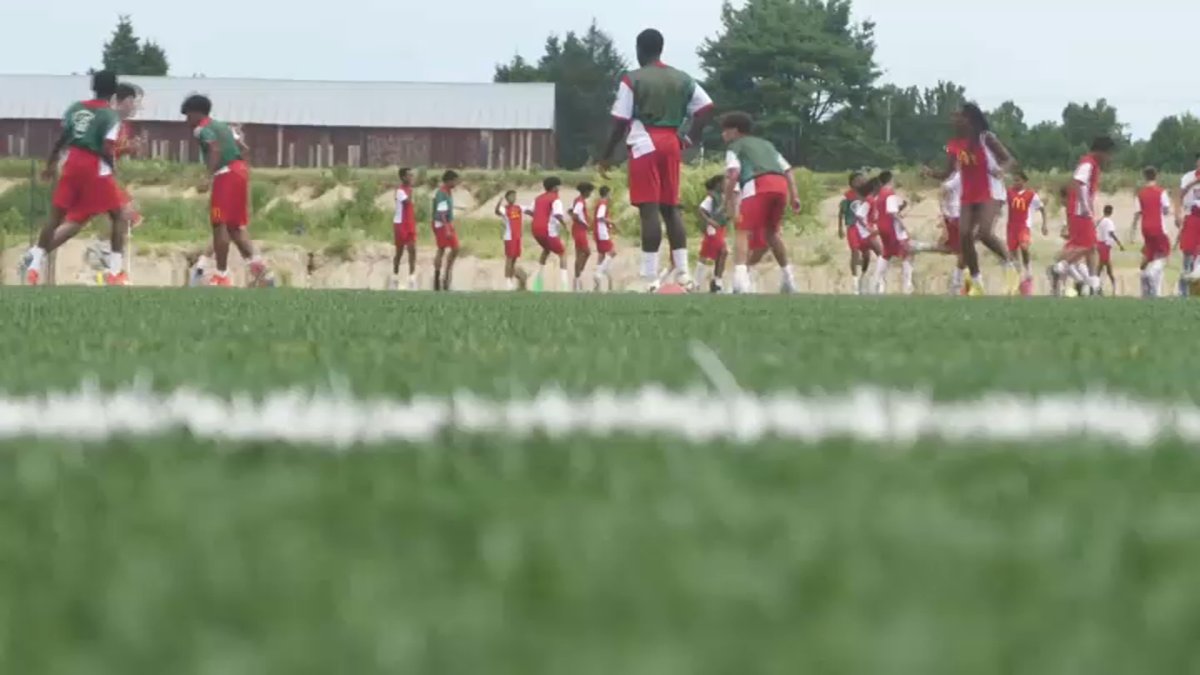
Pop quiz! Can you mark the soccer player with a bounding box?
[530,176,570,291]
[494,190,529,291]
[695,175,729,293]
[1132,166,1171,297]
[873,170,916,294]
[1095,205,1124,295]
[431,170,460,291]
[927,103,1015,296]
[1048,136,1116,297]
[720,112,801,294]
[113,84,144,233]
[181,94,270,288]
[935,172,969,295]
[1177,155,1200,293]
[593,186,617,291]
[570,183,595,291]
[850,177,884,294]
[1005,171,1047,295]
[22,71,126,286]
[837,171,874,293]
[599,28,715,292]
[392,167,417,290]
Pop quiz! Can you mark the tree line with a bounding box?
[495,0,1200,173]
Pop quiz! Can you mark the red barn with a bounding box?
[0,74,556,169]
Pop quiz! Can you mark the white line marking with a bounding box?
[0,385,1196,446]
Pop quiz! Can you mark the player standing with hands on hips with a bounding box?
[598,28,715,293]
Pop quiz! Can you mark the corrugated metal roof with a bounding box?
[0,74,555,130]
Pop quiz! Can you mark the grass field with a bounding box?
[3,289,1200,674]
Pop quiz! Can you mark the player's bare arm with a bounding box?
[43,128,69,181]
[1039,206,1049,236]
[198,143,221,193]
[683,107,715,149]
[785,169,802,213]
[494,196,505,218]
[924,156,957,182]
[722,170,739,223]
[984,132,1015,174]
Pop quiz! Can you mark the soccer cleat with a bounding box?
[24,267,40,287]
[209,273,232,287]
[1004,267,1020,295]
[965,278,984,297]
[675,269,696,292]
[711,279,723,294]
[103,271,129,286]
[1019,277,1033,297]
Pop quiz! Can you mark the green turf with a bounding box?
[2,289,1200,674]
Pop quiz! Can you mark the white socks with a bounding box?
[694,263,709,289]
[851,272,861,295]
[27,246,46,272]
[108,252,123,274]
[874,258,890,294]
[1088,275,1102,293]
[641,251,659,281]
[781,264,796,292]
[559,269,570,290]
[901,260,914,294]
[733,264,751,293]
[671,248,688,273]
[951,268,964,294]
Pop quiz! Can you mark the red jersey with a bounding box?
[394,185,415,226]
[876,186,897,238]
[1006,188,1037,229]
[571,196,590,232]
[947,136,990,205]
[1137,185,1168,237]
[532,191,563,237]
[503,203,523,242]
[1068,154,1101,218]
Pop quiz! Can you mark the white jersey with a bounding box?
[393,187,410,223]
[885,193,908,241]
[1096,217,1118,246]
[1181,171,1200,215]
[594,201,611,241]
[941,174,962,220]
[852,200,872,238]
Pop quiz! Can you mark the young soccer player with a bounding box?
[695,175,729,293]
[837,171,875,293]
[1048,136,1116,297]
[1095,205,1124,295]
[850,177,884,294]
[592,186,617,291]
[570,183,595,291]
[927,103,1016,296]
[181,94,270,288]
[113,84,144,234]
[22,71,126,286]
[873,170,916,294]
[392,167,418,290]
[1177,155,1200,293]
[530,176,570,291]
[494,190,529,291]
[430,170,460,291]
[190,124,251,287]
[935,172,969,294]
[1132,166,1171,297]
[1006,171,1047,295]
[720,112,802,294]
[599,28,715,292]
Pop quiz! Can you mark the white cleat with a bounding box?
[675,270,696,292]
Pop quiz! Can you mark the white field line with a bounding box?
[0,385,1197,447]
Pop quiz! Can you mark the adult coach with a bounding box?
[599,28,715,292]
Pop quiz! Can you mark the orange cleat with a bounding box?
[25,268,40,286]
[209,273,233,287]
[104,271,129,286]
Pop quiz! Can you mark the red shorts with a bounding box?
[846,225,863,252]
[748,227,768,252]
[627,128,682,206]
[434,222,459,250]
[699,227,727,261]
[1066,215,1096,250]
[1181,215,1200,255]
[943,217,961,251]
[595,237,614,255]
[504,239,522,259]
[738,188,788,236]
[534,232,565,255]
[572,225,590,254]
[393,221,416,247]
[1143,231,1171,262]
[211,161,249,228]
[1007,226,1031,253]
[880,231,909,260]
[1098,242,1112,265]
[53,151,122,224]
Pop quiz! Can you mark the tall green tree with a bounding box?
[698,0,879,163]
[495,22,626,169]
[100,16,169,76]
[1143,115,1200,172]
[1060,99,1125,149]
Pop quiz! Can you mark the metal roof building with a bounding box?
[0,74,557,169]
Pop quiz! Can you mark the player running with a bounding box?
[392,167,418,290]
[694,175,730,293]
[927,103,1015,296]
[494,190,529,291]
[22,72,127,286]
[720,113,801,294]
[181,94,270,288]
[1048,137,1115,297]
[592,186,617,291]
[1131,167,1171,297]
[599,28,715,292]
[530,176,571,292]
[837,171,876,294]
[570,183,595,291]
[1095,205,1124,295]
[1005,172,1047,296]
[1177,155,1200,294]
[873,170,916,294]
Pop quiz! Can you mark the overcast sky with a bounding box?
[4,0,1194,139]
